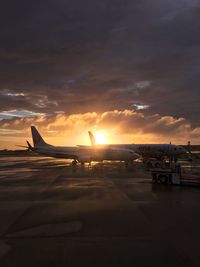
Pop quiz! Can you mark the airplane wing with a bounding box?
[16,145,28,148]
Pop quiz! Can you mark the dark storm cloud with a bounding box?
[0,0,199,128]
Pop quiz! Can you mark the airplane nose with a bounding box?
[134,153,140,159]
[129,151,140,159]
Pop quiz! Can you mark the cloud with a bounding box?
[0,109,199,148]
[0,110,44,120]
[0,0,199,143]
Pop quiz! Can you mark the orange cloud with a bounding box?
[0,109,199,149]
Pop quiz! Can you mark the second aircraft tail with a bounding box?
[88,131,97,146]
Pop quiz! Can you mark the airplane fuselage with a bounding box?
[33,145,139,162]
[80,144,187,158]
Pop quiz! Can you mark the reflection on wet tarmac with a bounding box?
[0,156,200,266]
[7,221,82,237]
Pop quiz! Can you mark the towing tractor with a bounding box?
[151,163,181,185]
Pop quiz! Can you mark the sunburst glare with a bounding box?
[95,132,106,144]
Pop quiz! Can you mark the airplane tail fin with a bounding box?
[88,131,96,146]
[31,126,47,147]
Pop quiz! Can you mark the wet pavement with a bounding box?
[0,156,200,266]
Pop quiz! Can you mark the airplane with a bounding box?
[19,126,140,165]
[182,141,200,160]
[87,131,187,160]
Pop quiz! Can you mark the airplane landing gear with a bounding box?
[72,160,78,166]
[81,162,85,167]
[125,161,133,169]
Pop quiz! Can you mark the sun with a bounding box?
[95,132,106,144]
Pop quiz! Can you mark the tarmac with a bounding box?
[0,156,200,267]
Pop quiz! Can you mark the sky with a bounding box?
[0,0,200,149]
